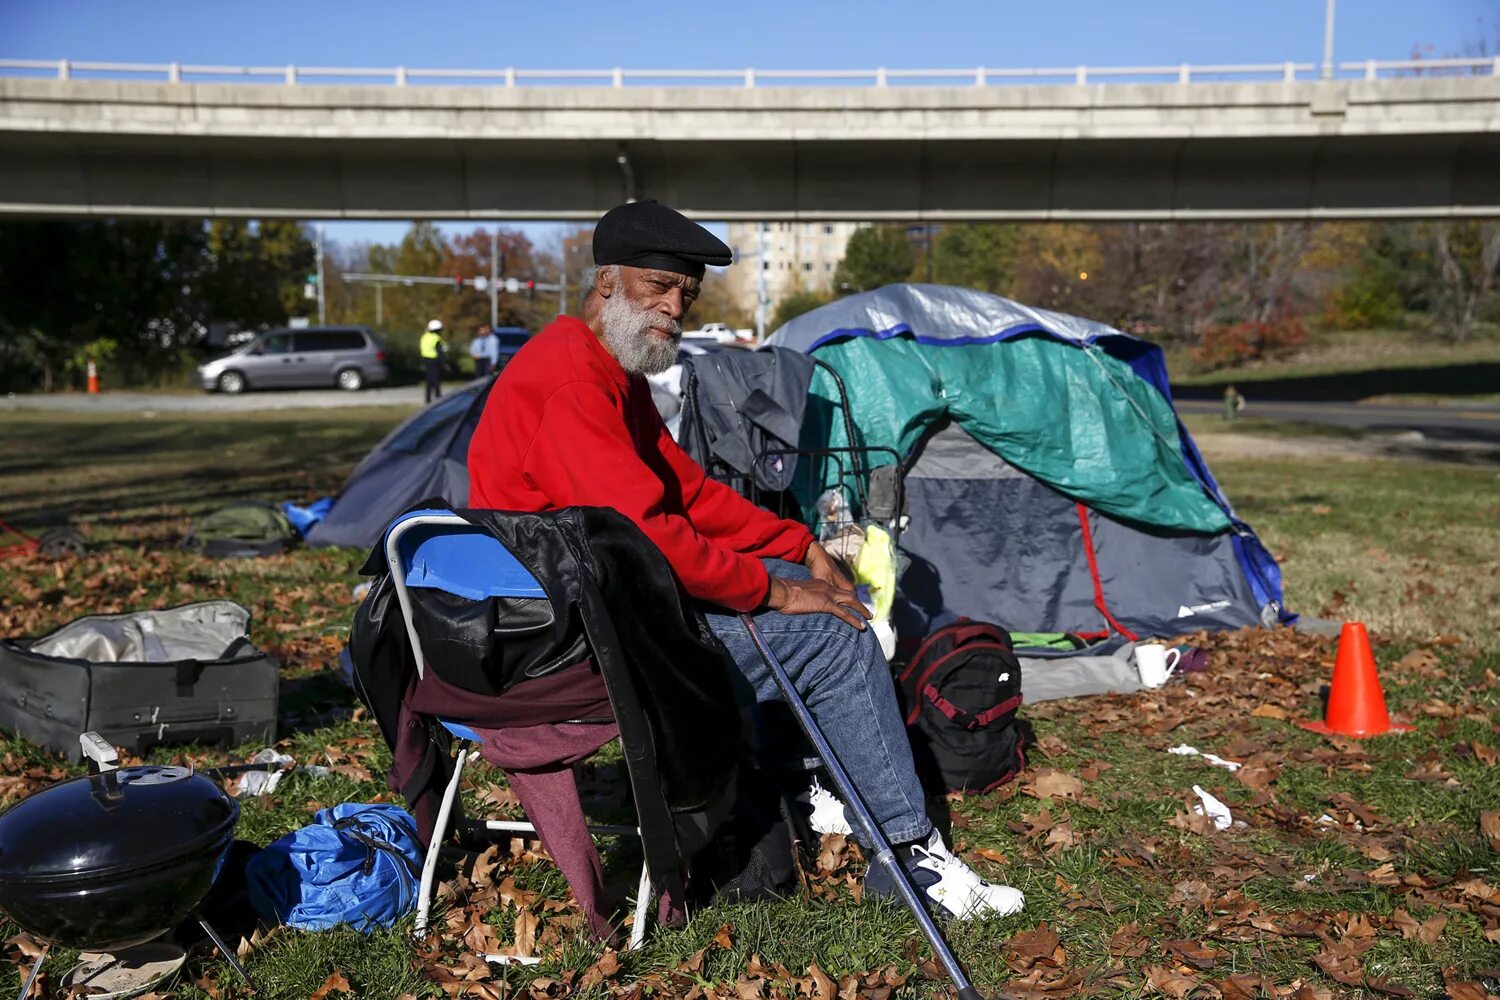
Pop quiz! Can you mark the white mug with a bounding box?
[1135,643,1181,688]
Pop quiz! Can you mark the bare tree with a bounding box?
[1431,221,1500,342]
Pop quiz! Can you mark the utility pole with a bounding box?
[315,223,327,326]
[755,222,770,342]
[1321,0,1336,80]
[489,229,499,328]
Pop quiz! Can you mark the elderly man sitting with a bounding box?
[465,201,1023,920]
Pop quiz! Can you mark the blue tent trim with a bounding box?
[791,318,1292,623]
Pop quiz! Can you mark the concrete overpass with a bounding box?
[2,70,1499,221]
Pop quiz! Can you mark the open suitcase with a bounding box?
[0,600,278,760]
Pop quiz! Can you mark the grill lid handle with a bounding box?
[80,731,119,774]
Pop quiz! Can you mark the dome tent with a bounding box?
[767,283,1288,647]
[305,380,493,551]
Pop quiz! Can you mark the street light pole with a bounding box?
[315,223,327,326]
[755,222,769,342]
[489,229,499,328]
[1321,0,1336,81]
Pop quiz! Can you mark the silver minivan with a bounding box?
[198,327,389,393]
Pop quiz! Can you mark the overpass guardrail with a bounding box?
[1,56,1498,88]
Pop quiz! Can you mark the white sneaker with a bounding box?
[805,776,853,836]
[868,830,1025,919]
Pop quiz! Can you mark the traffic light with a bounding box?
[526,279,535,300]
[453,274,464,292]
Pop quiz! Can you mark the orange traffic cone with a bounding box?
[86,358,99,394]
[1299,622,1413,738]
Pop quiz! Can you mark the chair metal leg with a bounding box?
[16,945,46,1000]
[739,614,987,1000]
[415,747,469,938]
[626,859,651,951]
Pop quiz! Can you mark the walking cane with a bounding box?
[738,614,987,1000]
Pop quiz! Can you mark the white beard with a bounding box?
[600,292,682,375]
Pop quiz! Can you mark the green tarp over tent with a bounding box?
[803,334,1231,534]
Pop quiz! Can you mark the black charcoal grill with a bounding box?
[0,733,249,997]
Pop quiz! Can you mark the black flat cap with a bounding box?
[593,201,732,280]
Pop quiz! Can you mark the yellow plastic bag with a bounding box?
[853,524,896,623]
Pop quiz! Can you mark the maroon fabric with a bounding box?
[475,723,620,943]
[391,658,635,942]
[406,657,611,728]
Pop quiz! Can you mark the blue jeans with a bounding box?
[704,559,932,847]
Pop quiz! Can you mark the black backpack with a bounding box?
[895,619,1026,794]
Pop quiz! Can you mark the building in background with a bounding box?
[724,221,867,326]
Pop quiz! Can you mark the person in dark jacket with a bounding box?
[466,201,1024,920]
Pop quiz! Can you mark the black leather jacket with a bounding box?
[348,503,741,899]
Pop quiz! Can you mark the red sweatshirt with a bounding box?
[467,316,813,612]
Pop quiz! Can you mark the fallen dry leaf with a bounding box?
[1394,649,1440,673]
[1482,810,1500,852]
[511,908,538,958]
[1108,921,1148,958]
[310,969,351,1000]
[1217,973,1272,1000]
[1025,768,1085,801]
[1443,968,1493,1000]
[1006,922,1064,971]
[1144,964,1201,998]
[1251,704,1290,721]
[1163,938,1221,970]
[807,961,837,1000]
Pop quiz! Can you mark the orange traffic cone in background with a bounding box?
[1299,622,1413,738]
[86,358,99,394]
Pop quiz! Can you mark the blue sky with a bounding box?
[5,0,1492,250]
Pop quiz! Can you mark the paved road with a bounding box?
[1176,398,1500,446]
[2,384,442,413]
[9,387,1499,449]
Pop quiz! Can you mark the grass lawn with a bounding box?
[0,410,1496,1000]
[1166,326,1500,405]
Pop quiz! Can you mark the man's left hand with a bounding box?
[803,541,855,593]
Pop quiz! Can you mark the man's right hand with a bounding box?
[764,575,872,631]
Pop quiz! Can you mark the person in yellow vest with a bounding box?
[420,319,447,404]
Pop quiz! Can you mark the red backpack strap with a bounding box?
[898,625,956,683]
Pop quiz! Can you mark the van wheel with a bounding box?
[336,367,365,391]
[217,370,246,394]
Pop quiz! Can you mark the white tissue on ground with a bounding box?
[806,776,853,836]
[1168,744,1242,772]
[236,748,295,796]
[234,749,331,796]
[1191,784,1234,831]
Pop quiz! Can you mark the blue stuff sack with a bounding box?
[245,803,424,932]
[280,497,335,537]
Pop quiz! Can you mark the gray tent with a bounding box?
[305,380,492,551]
[767,284,1288,650]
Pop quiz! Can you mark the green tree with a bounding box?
[199,220,315,330]
[446,228,559,333]
[368,222,451,346]
[770,289,831,332]
[0,219,211,391]
[930,224,1024,294]
[832,226,914,295]
[689,271,753,331]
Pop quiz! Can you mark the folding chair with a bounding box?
[382,508,652,950]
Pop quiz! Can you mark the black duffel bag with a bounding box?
[895,619,1026,794]
[0,601,278,760]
